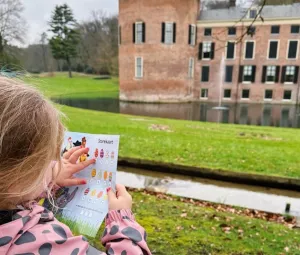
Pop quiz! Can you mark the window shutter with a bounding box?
[281,66,286,83]
[211,43,215,59]
[119,26,122,45]
[275,66,280,83]
[173,23,177,43]
[261,66,267,83]
[239,66,244,83]
[161,22,165,43]
[294,66,299,84]
[188,25,192,45]
[142,22,146,43]
[251,66,256,83]
[195,27,198,46]
[133,23,136,43]
[198,43,203,60]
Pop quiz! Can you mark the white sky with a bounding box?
[20,0,251,46]
[21,0,118,46]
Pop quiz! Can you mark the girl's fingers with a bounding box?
[73,158,96,173]
[63,146,81,160]
[62,178,87,187]
[115,184,128,196]
[69,147,89,163]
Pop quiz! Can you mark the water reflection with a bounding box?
[118,167,300,215]
[53,97,300,128]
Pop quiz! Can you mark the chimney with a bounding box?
[229,0,236,7]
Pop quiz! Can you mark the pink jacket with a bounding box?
[0,205,151,255]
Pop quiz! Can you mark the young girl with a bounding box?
[0,77,151,255]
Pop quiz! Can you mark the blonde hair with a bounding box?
[0,77,64,208]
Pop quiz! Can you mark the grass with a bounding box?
[27,73,300,179]
[80,190,300,255]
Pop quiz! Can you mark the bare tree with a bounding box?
[40,32,48,72]
[0,0,26,55]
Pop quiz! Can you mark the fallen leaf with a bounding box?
[180,213,187,218]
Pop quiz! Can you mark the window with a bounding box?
[133,22,145,44]
[287,40,298,59]
[225,66,233,82]
[204,28,212,36]
[242,89,250,99]
[268,41,279,59]
[241,65,256,83]
[291,25,300,34]
[266,66,276,83]
[162,22,176,44]
[201,66,210,82]
[226,42,235,59]
[244,41,255,59]
[199,42,215,59]
[228,27,236,36]
[188,58,194,78]
[224,89,231,99]
[282,66,298,83]
[135,57,143,78]
[201,89,208,98]
[119,26,122,45]
[264,90,273,100]
[188,25,196,46]
[271,25,280,34]
[283,90,292,100]
[249,9,257,19]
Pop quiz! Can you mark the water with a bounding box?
[54,97,300,128]
[118,167,300,215]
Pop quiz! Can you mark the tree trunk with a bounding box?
[67,57,72,78]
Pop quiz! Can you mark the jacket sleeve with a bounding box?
[101,209,152,255]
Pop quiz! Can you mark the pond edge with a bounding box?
[118,157,300,191]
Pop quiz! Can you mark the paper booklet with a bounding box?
[42,131,120,237]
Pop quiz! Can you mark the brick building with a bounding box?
[118,1,300,104]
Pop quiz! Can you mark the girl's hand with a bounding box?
[54,146,96,187]
[107,184,132,211]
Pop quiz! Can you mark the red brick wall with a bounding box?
[119,0,200,102]
[196,24,300,104]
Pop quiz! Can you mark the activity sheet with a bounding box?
[43,131,120,237]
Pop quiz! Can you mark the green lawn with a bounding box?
[29,73,300,179]
[81,190,300,255]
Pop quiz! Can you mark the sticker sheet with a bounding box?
[44,131,119,237]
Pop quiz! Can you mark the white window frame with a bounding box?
[202,41,212,60]
[190,24,196,46]
[204,28,212,37]
[241,89,250,100]
[226,41,236,60]
[248,8,259,19]
[267,40,280,60]
[200,88,208,99]
[135,22,143,44]
[271,25,280,35]
[223,89,232,100]
[283,90,292,101]
[265,65,277,84]
[165,22,174,45]
[244,40,256,60]
[286,40,299,60]
[242,65,253,84]
[201,66,210,82]
[135,57,143,78]
[284,65,296,85]
[264,90,273,101]
[188,58,194,78]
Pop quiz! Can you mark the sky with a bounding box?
[21,0,118,46]
[20,0,251,46]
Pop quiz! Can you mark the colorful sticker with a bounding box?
[84,188,90,196]
[111,151,115,160]
[100,149,104,158]
[98,170,102,179]
[109,172,113,182]
[94,148,99,158]
[91,169,96,178]
[97,191,103,199]
[91,190,96,197]
[105,150,109,158]
[103,171,108,180]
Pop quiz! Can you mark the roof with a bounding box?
[198,3,300,21]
